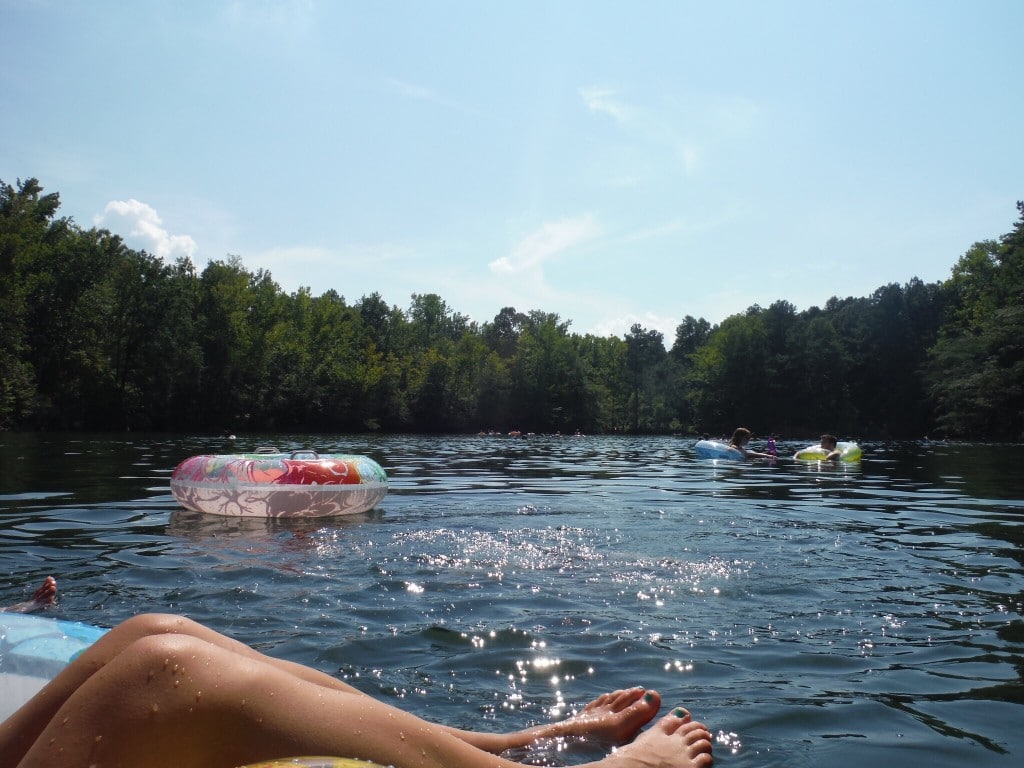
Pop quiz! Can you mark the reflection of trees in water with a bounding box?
[884,442,1024,500]
[968,521,1024,568]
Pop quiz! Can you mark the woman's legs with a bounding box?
[1,614,668,766]
[14,632,712,768]
[1,613,365,767]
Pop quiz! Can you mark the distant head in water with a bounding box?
[730,427,753,447]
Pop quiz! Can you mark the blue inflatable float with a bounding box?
[694,439,746,460]
[0,612,107,721]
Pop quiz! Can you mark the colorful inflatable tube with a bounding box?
[694,440,746,460]
[793,441,862,462]
[171,450,388,518]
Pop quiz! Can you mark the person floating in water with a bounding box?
[816,434,842,461]
[765,434,778,456]
[0,612,714,768]
[1,577,57,614]
[729,428,775,459]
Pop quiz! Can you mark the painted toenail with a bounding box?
[673,708,687,717]
[644,692,655,703]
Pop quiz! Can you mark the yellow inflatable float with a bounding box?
[793,441,862,462]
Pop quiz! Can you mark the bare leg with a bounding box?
[1,613,366,767]
[14,633,713,768]
[0,577,57,614]
[0,614,661,766]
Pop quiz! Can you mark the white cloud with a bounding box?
[580,86,630,122]
[678,144,700,174]
[490,214,601,276]
[385,77,476,115]
[390,77,436,102]
[581,86,703,180]
[240,241,426,298]
[221,0,316,40]
[246,245,336,288]
[592,310,679,341]
[94,200,197,262]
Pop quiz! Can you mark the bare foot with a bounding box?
[602,708,713,768]
[555,687,663,743]
[31,577,58,607]
[1,577,58,614]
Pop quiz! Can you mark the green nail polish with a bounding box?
[644,692,655,703]
[673,707,686,718]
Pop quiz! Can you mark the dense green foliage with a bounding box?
[2,178,1022,439]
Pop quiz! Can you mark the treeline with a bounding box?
[2,178,1022,439]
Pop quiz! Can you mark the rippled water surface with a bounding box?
[2,434,1023,766]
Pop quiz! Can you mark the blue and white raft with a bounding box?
[0,613,107,721]
[694,439,746,460]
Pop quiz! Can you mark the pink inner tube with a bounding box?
[170,452,388,518]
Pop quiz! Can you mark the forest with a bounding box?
[2,178,1022,440]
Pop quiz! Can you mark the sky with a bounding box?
[2,0,1021,340]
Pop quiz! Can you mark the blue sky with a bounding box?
[2,1,1021,340]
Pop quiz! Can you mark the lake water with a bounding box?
[1,434,1023,767]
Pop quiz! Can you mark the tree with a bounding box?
[624,323,667,433]
[482,306,527,359]
[573,333,628,432]
[688,310,771,434]
[0,178,63,427]
[509,312,584,432]
[100,244,202,430]
[195,258,281,430]
[925,203,1024,439]
[781,314,851,433]
[408,293,472,347]
[664,316,712,433]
